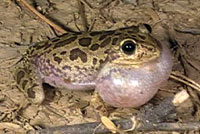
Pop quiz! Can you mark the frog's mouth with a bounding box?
[111,54,160,68]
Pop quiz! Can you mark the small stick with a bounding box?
[35,121,200,134]
[17,0,66,33]
[73,13,82,32]
[35,120,200,133]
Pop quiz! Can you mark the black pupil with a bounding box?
[122,41,136,55]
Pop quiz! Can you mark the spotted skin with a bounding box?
[14,64,44,104]
[13,24,166,106]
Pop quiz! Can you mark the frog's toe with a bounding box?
[14,66,45,105]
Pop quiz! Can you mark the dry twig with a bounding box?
[175,28,200,35]
[16,0,66,33]
[77,0,89,32]
[35,121,200,134]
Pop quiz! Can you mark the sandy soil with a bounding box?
[0,0,200,133]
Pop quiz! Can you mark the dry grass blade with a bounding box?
[77,0,89,32]
[101,116,122,133]
[124,116,138,132]
[170,71,200,92]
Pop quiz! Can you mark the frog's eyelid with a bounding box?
[120,39,137,47]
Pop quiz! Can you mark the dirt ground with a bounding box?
[0,0,200,133]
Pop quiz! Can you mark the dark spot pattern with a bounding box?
[60,51,67,55]
[32,41,50,51]
[131,36,137,40]
[112,37,118,45]
[90,44,99,51]
[55,68,62,73]
[34,42,47,50]
[70,48,87,63]
[114,32,121,36]
[16,70,25,84]
[99,34,107,41]
[43,41,52,50]
[51,38,60,43]
[93,58,97,65]
[90,31,102,36]
[104,49,110,54]
[53,53,57,56]
[99,59,104,64]
[99,31,115,40]
[22,80,28,89]
[79,37,92,47]
[138,35,146,40]
[57,33,70,37]
[54,56,62,64]
[100,37,111,48]
[54,36,77,49]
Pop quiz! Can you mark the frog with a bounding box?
[13,23,172,107]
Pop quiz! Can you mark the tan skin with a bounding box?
[13,24,172,107]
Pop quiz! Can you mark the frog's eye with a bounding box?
[121,40,136,55]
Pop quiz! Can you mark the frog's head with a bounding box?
[107,24,161,68]
[96,24,172,108]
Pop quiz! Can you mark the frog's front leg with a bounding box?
[14,65,45,105]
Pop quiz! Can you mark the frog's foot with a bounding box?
[90,90,109,120]
[14,66,45,105]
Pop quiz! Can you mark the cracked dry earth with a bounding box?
[0,0,200,133]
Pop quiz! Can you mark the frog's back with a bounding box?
[24,25,153,90]
[25,30,118,89]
